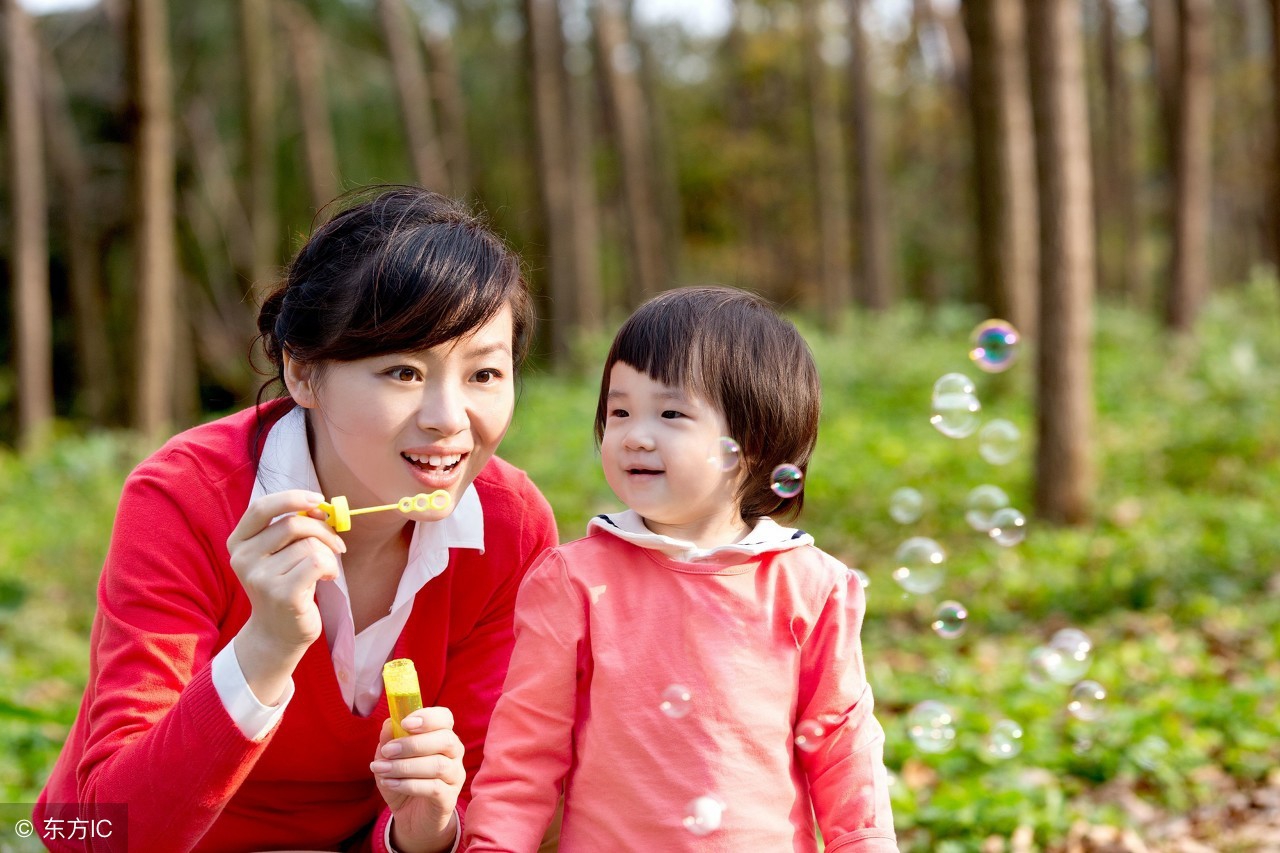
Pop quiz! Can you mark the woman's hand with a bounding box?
[226,489,347,705]
[371,707,465,853]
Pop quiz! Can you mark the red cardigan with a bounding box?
[35,401,558,852]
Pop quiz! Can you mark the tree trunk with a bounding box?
[240,0,278,295]
[962,0,1037,337]
[800,0,852,325]
[376,0,449,192]
[278,0,340,211]
[39,36,114,425]
[631,10,681,285]
[419,15,472,198]
[1165,0,1213,332]
[1270,0,1280,269]
[4,0,53,450]
[847,0,891,311]
[1097,0,1142,306]
[566,54,603,338]
[1026,0,1096,525]
[129,0,178,438]
[525,0,584,363]
[592,0,665,306]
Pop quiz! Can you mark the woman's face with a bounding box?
[286,304,516,524]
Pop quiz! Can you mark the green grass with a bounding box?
[2,277,1278,848]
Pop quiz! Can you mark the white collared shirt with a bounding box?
[211,406,486,739]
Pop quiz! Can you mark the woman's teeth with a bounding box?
[403,452,462,471]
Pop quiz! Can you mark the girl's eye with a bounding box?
[661,410,685,420]
[389,367,420,382]
[609,408,628,419]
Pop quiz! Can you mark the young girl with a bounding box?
[35,187,558,853]
[463,287,896,851]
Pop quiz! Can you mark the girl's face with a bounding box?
[286,304,516,525]
[601,362,748,548]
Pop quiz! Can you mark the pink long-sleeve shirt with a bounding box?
[464,511,897,852]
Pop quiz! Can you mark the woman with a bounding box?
[35,187,558,853]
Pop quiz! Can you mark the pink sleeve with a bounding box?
[796,567,898,852]
[461,549,582,852]
[69,460,270,851]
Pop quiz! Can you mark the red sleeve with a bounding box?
[797,561,898,852]
[58,454,270,852]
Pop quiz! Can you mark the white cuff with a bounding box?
[384,811,461,853]
[211,637,293,741]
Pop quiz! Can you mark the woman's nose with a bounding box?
[417,379,469,436]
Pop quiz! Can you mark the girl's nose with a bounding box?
[417,379,469,436]
[621,424,655,451]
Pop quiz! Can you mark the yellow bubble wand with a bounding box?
[382,658,424,739]
[302,491,452,533]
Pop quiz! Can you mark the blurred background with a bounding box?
[2,0,1280,850]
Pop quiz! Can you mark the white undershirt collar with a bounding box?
[587,509,813,564]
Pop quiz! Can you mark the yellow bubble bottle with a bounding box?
[383,658,423,739]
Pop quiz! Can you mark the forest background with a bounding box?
[2,0,1279,850]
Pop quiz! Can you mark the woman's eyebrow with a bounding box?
[462,341,513,359]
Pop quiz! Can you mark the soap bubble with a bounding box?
[930,373,981,439]
[708,437,741,472]
[888,487,925,524]
[848,568,870,589]
[978,419,1021,465]
[1046,628,1092,683]
[988,507,1026,546]
[965,485,1009,532]
[1131,735,1170,771]
[682,795,725,836]
[906,700,957,754]
[659,684,692,719]
[770,464,804,498]
[892,537,946,594]
[794,718,829,753]
[931,600,968,639]
[933,372,976,398]
[982,719,1024,760]
[1067,680,1107,721]
[969,319,1021,373]
[1025,645,1061,688]
[931,392,982,438]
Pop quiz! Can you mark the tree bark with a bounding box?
[128,0,178,438]
[1270,0,1280,269]
[592,0,665,306]
[376,0,449,192]
[1165,0,1213,332]
[962,0,1037,337]
[240,0,278,295]
[419,15,472,198]
[1097,0,1142,306]
[800,0,852,325]
[39,35,114,425]
[1026,0,1096,525]
[525,0,586,363]
[847,0,891,311]
[566,54,603,338]
[278,0,340,211]
[4,0,53,450]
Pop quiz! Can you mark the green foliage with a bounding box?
[2,290,1277,845]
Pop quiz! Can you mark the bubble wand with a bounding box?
[302,491,452,532]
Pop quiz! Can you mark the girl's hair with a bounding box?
[255,185,534,401]
[594,286,821,523]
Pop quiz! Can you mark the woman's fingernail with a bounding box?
[382,742,403,758]
[306,492,325,503]
[370,760,392,774]
[337,538,348,554]
[382,778,401,789]
[403,716,423,730]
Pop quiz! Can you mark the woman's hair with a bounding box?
[593,286,822,523]
[255,185,534,401]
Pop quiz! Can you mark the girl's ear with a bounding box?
[283,351,318,408]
